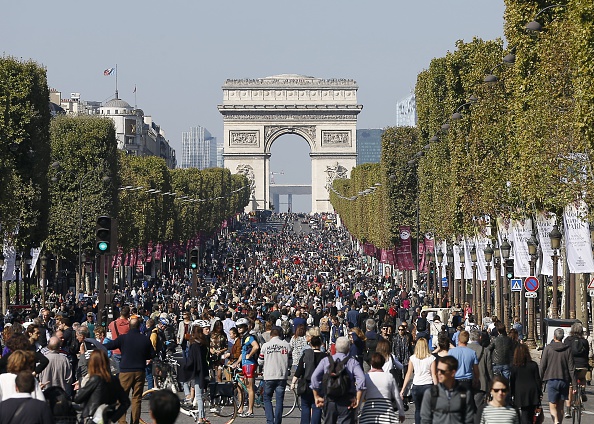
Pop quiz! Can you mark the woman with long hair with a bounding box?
[510,343,541,424]
[359,353,406,424]
[375,338,403,373]
[0,332,49,375]
[290,324,308,372]
[185,320,211,424]
[400,338,437,424]
[0,350,45,400]
[209,319,228,382]
[476,376,519,424]
[349,327,366,366]
[74,350,130,424]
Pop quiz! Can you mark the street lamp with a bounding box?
[24,253,32,304]
[459,245,466,307]
[470,244,479,322]
[525,4,568,32]
[550,224,562,318]
[40,254,48,309]
[437,248,444,306]
[526,231,539,349]
[484,242,494,317]
[500,238,512,329]
[15,253,21,305]
[446,244,454,307]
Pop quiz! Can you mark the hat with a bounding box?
[159,318,169,326]
[87,312,94,317]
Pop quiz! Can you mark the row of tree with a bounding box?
[0,57,249,262]
[331,0,594,247]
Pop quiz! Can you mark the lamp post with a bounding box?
[493,241,502,320]
[24,253,32,305]
[446,245,454,307]
[0,252,5,314]
[437,248,444,307]
[484,242,494,317]
[526,231,538,349]
[471,244,479,322]
[550,224,562,319]
[501,238,512,329]
[15,253,21,305]
[40,254,48,309]
[459,245,466,307]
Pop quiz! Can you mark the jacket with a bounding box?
[185,341,209,389]
[258,336,292,380]
[540,340,576,387]
[420,382,475,424]
[104,328,154,372]
[467,342,493,393]
[107,318,130,355]
[564,335,589,369]
[487,334,514,366]
[74,374,130,421]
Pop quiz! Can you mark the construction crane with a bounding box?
[270,170,284,184]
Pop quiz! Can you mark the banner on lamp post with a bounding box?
[535,212,556,276]
[563,202,594,273]
[512,218,532,278]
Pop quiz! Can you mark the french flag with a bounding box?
[103,67,115,76]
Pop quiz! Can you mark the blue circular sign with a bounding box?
[524,276,539,292]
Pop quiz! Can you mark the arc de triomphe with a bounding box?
[218,74,362,213]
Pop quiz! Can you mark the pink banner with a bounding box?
[146,241,153,263]
[155,243,162,261]
[396,226,415,270]
[420,235,435,273]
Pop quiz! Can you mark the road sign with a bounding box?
[442,277,448,288]
[525,291,537,298]
[511,279,522,292]
[524,276,539,292]
[589,277,594,289]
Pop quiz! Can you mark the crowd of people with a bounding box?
[0,212,592,424]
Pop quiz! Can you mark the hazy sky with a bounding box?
[2,1,505,212]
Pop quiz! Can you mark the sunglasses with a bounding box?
[398,328,405,331]
[492,388,507,393]
[436,368,451,374]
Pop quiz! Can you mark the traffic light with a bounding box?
[234,258,241,270]
[226,258,233,272]
[505,259,514,279]
[95,216,111,254]
[100,308,108,327]
[189,248,199,269]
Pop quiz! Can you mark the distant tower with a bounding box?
[396,93,417,127]
[180,126,219,169]
[356,129,384,165]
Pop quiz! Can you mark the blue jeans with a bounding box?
[300,390,322,424]
[493,364,510,380]
[145,364,154,390]
[412,384,432,424]
[264,379,286,424]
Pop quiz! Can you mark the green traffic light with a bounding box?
[191,263,197,269]
[98,242,109,251]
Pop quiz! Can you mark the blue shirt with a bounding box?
[310,352,366,396]
[448,346,478,380]
[241,334,258,365]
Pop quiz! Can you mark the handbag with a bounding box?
[295,377,309,396]
[533,404,544,424]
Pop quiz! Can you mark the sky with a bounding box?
[2,1,506,212]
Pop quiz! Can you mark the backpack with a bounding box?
[429,384,467,422]
[572,338,587,356]
[363,335,379,364]
[322,355,353,399]
[320,316,330,332]
[281,318,292,339]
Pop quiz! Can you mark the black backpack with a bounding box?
[363,335,379,364]
[322,355,353,399]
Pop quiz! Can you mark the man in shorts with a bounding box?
[232,318,259,418]
[540,328,576,424]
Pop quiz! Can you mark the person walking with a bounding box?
[104,317,155,424]
[510,343,541,424]
[185,320,210,423]
[401,337,437,424]
[39,336,73,396]
[540,328,576,424]
[467,329,493,406]
[359,353,406,424]
[448,330,479,393]
[290,335,326,424]
[258,327,292,424]
[107,305,131,366]
[310,336,366,424]
[420,355,476,424]
[0,371,54,424]
[475,376,519,424]
[487,322,514,380]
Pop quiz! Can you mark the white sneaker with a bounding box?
[210,406,218,413]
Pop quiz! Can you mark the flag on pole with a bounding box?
[103,68,115,76]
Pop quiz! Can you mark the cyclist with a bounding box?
[231,318,259,418]
[563,322,590,418]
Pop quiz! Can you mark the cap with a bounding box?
[87,312,94,317]
[159,318,169,326]
[236,318,249,327]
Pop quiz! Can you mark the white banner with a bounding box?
[453,243,461,280]
[29,247,41,278]
[475,236,493,281]
[512,218,533,278]
[563,202,594,273]
[463,237,473,280]
[535,212,557,276]
[2,243,16,281]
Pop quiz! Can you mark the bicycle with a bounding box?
[152,350,182,393]
[139,380,240,424]
[571,368,588,424]
[223,364,300,417]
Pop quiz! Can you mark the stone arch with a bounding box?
[218,74,362,213]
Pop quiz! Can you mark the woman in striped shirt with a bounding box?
[478,375,519,424]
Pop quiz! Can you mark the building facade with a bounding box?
[50,89,177,169]
[180,126,222,169]
[356,128,384,165]
[395,93,417,127]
